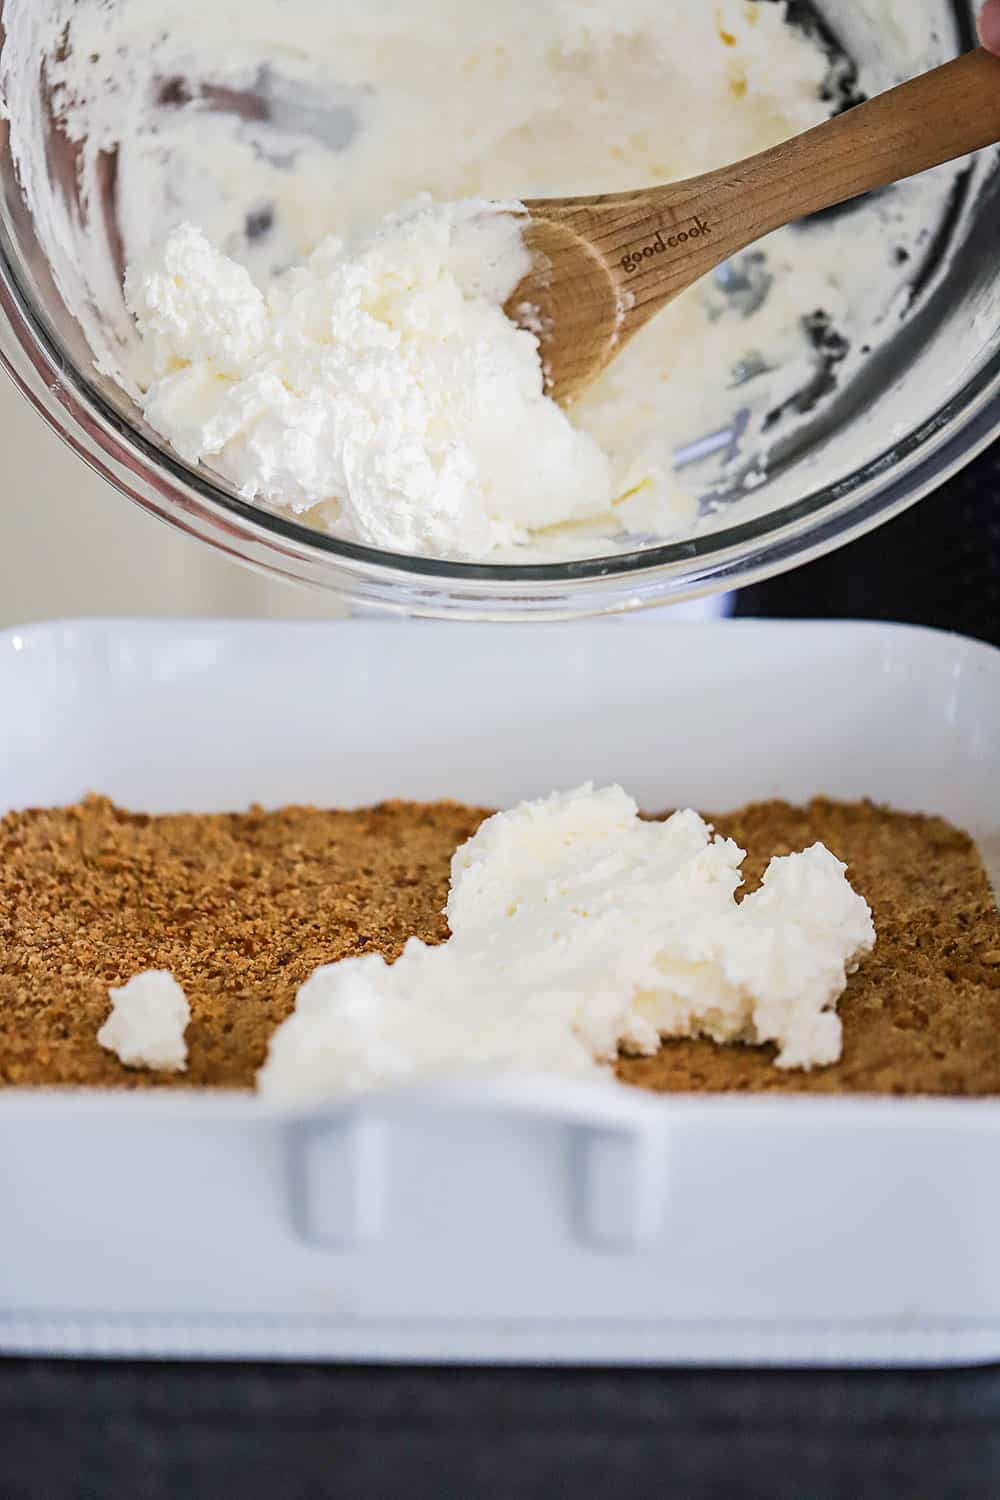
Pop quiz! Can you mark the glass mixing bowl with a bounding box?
[0,0,998,619]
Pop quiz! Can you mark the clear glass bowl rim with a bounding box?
[2,142,1000,614]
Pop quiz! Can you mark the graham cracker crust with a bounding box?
[1,796,997,1095]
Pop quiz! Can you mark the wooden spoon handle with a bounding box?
[574,47,1000,342]
[516,48,1000,404]
[716,46,1000,234]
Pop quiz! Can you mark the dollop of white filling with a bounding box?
[257,785,875,1102]
[97,970,190,1072]
[125,202,615,560]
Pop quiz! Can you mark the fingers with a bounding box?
[980,0,1000,53]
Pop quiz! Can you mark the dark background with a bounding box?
[3,447,999,1498]
[2,1358,999,1499]
[735,435,1000,646]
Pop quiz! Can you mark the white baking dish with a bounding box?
[1,618,998,1368]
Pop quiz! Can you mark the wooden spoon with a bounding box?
[507,47,1000,406]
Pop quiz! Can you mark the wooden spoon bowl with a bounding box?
[508,48,1000,406]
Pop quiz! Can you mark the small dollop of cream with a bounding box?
[257,784,876,1102]
[97,970,190,1072]
[125,200,615,560]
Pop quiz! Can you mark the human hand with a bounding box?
[981,0,1000,53]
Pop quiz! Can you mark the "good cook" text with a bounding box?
[621,217,711,274]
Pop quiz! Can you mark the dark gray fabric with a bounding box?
[734,439,1000,646]
[2,1358,1000,1499]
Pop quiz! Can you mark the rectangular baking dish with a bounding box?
[1,617,998,1368]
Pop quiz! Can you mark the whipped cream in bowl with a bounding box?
[124,206,617,561]
[0,0,997,612]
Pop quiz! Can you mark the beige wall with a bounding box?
[0,369,724,626]
[0,372,345,628]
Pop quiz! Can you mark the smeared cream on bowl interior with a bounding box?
[0,0,965,561]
